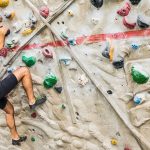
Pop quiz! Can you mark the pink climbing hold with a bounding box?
[0,47,8,57]
[42,48,53,58]
[124,145,132,150]
[39,6,49,18]
[123,17,136,29]
[117,2,131,16]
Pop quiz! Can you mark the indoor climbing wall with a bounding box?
[0,0,150,150]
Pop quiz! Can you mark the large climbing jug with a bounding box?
[131,64,149,84]
[91,0,103,9]
[43,73,57,89]
[22,55,36,67]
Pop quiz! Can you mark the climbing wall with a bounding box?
[0,0,150,150]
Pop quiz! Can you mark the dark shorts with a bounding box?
[0,73,18,109]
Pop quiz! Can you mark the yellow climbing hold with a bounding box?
[22,28,33,36]
[8,11,15,20]
[109,46,114,62]
[111,139,118,145]
[0,0,9,7]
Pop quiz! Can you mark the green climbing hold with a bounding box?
[61,104,66,109]
[43,73,57,89]
[131,64,149,84]
[22,55,36,67]
[31,136,35,142]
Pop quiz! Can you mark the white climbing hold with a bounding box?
[13,22,22,33]
[78,74,89,86]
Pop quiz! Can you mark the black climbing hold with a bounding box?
[91,0,103,9]
[137,16,149,29]
[112,58,124,69]
[76,117,79,120]
[76,112,79,116]
[102,49,110,59]
[5,29,10,36]
[54,86,63,94]
[107,90,113,95]
[102,42,110,59]
[129,0,141,5]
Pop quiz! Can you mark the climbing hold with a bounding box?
[102,42,110,59]
[22,55,36,67]
[31,112,37,118]
[124,146,132,150]
[42,48,53,58]
[43,73,57,89]
[0,15,3,22]
[13,22,22,33]
[22,28,33,36]
[131,43,139,50]
[109,46,114,62]
[54,86,63,94]
[39,6,49,18]
[0,48,8,57]
[134,96,142,105]
[111,139,118,145]
[129,0,141,5]
[76,112,79,116]
[60,31,68,40]
[78,74,89,86]
[131,64,149,84]
[107,90,113,95]
[137,15,150,29]
[7,67,16,73]
[91,0,103,9]
[68,38,76,46]
[117,2,131,16]
[31,136,36,142]
[6,37,19,48]
[123,17,136,29]
[91,18,99,25]
[61,104,66,109]
[133,93,145,105]
[29,13,37,25]
[112,57,124,69]
[59,56,72,66]
[0,0,9,7]
[68,10,74,16]
[4,11,15,20]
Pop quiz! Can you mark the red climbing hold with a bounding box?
[42,48,53,58]
[123,17,136,29]
[0,47,8,57]
[31,112,37,118]
[117,2,131,16]
[39,6,49,18]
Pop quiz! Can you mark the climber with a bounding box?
[0,67,47,146]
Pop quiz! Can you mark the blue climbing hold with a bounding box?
[131,43,139,50]
[68,38,76,46]
[134,96,142,105]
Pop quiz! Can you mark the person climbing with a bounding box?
[0,67,47,146]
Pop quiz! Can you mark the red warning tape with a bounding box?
[21,28,150,50]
